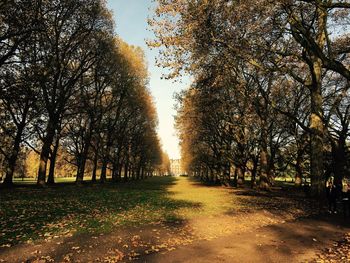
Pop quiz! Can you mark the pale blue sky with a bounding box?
[107,0,189,159]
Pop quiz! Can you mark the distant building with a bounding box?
[170,159,182,176]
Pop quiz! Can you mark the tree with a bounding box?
[34,0,114,186]
[150,0,350,196]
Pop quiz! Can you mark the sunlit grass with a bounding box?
[0,177,198,247]
[0,176,313,248]
[168,177,236,217]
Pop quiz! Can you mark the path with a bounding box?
[137,215,349,263]
[1,177,349,262]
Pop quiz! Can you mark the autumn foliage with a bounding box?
[0,0,168,186]
[150,0,350,195]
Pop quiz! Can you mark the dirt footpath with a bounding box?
[136,215,350,263]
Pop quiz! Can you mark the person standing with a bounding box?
[326,175,337,214]
[342,178,350,218]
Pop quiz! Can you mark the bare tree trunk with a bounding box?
[37,119,57,186]
[47,136,60,185]
[124,163,128,182]
[259,120,272,190]
[91,151,98,182]
[251,156,258,189]
[305,7,327,198]
[100,159,107,183]
[237,164,245,187]
[3,124,26,187]
[141,167,144,179]
[136,163,141,180]
[309,86,324,196]
[118,165,123,181]
[3,107,28,187]
[76,130,92,184]
[294,152,303,187]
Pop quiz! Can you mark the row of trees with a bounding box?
[0,0,170,187]
[150,0,350,196]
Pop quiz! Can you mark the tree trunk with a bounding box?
[294,152,303,187]
[233,166,238,187]
[136,163,141,180]
[251,156,258,189]
[37,118,57,186]
[306,6,327,198]
[2,123,25,187]
[124,163,128,182]
[140,167,144,179]
[237,164,245,187]
[131,167,135,180]
[100,159,107,183]
[112,160,121,182]
[309,87,325,196]
[47,136,60,185]
[76,130,92,184]
[259,120,272,190]
[92,151,98,182]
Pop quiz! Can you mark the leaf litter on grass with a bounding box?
[1,177,319,262]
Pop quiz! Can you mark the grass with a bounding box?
[0,177,199,247]
[11,177,77,185]
[0,176,314,248]
[167,177,238,217]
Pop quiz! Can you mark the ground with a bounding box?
[0,176,349,262]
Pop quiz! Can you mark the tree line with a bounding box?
[149,0,350,196]
[0,0,170,187]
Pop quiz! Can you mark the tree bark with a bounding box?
[2,107,28,187]
[100,159,107,183]
[259,118,272,190]
[309,86,324,196]
[251,156,258,189]
[37,118,57,186]
[237,164,245,187]
[294,151,303,187]
[47,135,60,185]
[3,129,23,187]
[76,129,92,184]
[124,163,128,182]
[91,151,98,183]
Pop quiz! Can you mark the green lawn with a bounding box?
[0,176,313,249]
[12,177,77,185]
[0,177,200,247]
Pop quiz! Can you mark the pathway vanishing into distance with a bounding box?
[1,177,349,262]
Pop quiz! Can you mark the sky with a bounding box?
[106,0,189,160]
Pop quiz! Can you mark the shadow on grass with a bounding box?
[250,214,350,261]
[186,176,223,187]
[224,187,320,217]
[0,176,201,247]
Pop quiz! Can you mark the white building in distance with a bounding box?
[170,159,182,176]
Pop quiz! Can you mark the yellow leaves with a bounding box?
[131,235,141,247]
[63,253,73,262]
[151,245,160,252]
[32,255,54,263]
[104,248,124,263]
[0,244,11,248]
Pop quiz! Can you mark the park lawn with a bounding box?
[0,177,201,247]
[0,176,315,249]
[1,177,171,247]
[11,177,78,185]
